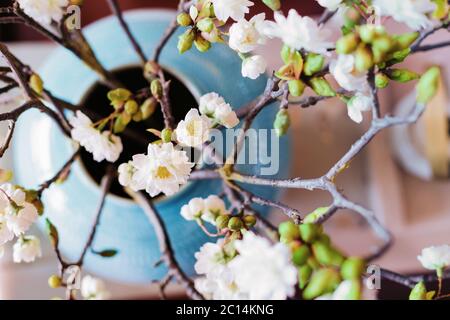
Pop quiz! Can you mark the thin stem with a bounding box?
[0,120,15,158]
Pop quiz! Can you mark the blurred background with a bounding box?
[1,0,450,300]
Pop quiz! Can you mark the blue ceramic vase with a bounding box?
[13,10,289,283]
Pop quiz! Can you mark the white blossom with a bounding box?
[199,93,239,128]
[175,109,212,147]
[418,245,450,271]
[330,54,369,93]
[0,184,38,236]
[315,280,356,300]
[0,217,14,246]
[119,143,193,197]
[241,55,267,80]
[81,275,111,300]
[228,232,297,300]
[195,240,226,275]
[229,14,267,53]
[70,111,123,163]
[316,0,343,11]
[13,235,42,263]
[181,197,205,221]
[0,245,4,259]
[212,0,254,22]
[347,92,373,123]
[373,0,436,30]
[263,9,333,54]
[202,195,227,225]
[17,0,69,26]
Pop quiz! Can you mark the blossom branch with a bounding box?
[0,120,15,158]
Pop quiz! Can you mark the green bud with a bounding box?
[178,29,195,53]
[394,32,419,50]
[161,128,173,143]
[416,66,441,104]
[29,74,44,95]
[243,215,257,228]
[375,73,389,89]
[372,35,395,54]
[298,265,313,289]
[177,12,193,27]
[431,0,449,19]
[346,280,362,300]
[278,221,300,241]
[341,257,366,280]
[228,217,243,231]
[387,69,420,83]
[312,242,344,267]
[215,215,230,229]
[281,45,292,65]
[293,245,311,266]
[303,268,341,300]
[150,79,163,99]
[197,18,214,33]
[132,111,143,122]
[287,79,305,97]
[107,88,132,103]
[317,233,330,246]
[299,223,321,243]
[124,99,139,115]
[274,109,291,137]
[121,112,132,125]
[358,25,377,43]
[372,46,386,64]
[336,33,360,54]
[355,46,374,72]
[48,275,62,289]
[309,77,336,97]
[303,207,329,224]
[303,53,325,76]
[141,98,157,120]
[409,281,427,300]
[113,117,126,134]
[262,0,281,11]
[194,35,211,52]
[387,48,411,66]
[307,256,321,270]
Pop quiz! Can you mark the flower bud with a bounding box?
[303,53,325,76]
[121,112,132,125]
[141,98,157,120]
[312,241,344,267]
[228,217,243,231]
[262,0,281,11]
[177,12,193,27]
[308,77,336,97]
[278,221,300,241]
[336,33,359,54]
[113,117,127,133]
[303,268,340,300]
[29,74,44,95]
[372,35,395,54]
[161,128,172,143]
[243,215,257,228]
[298,264,313,289]
[150,79,163,99]
[178,30,195,54]
[307,256,320,270]
[371,46,386,64]
[299,223,321,243]
[197,18,214,33]
[409,281,427,300]
[215,215,230,229]
[288,79,305,97]
[107,88,132,103]
[123,100,138,115]
[274,109,291,137]
[194,35,211,53]
[341,257,365,280]
[317,233,330,246]
[416,66,441,104]
[293,245,311,266]
[48,275,62,288]
[358,25,377,43]
[355,46,374,72]
[375,73,389,89]
[303,207,329,224]
[132,111,144,122]
[387,69,419,83]
[394,32,419,50]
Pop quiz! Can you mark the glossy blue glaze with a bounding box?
[13,10,290,283]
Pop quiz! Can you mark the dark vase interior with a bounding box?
[79,66,197,199]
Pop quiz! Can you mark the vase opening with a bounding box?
[79,65,198,200]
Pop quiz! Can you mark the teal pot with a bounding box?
[13,9,290,283]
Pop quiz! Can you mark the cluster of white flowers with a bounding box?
[118,142,194,197]
[175,109,212,147]
[198,92,240,128]
[17,0,69,26]
[81,275,111,300]
[211,0,254,23]
[181,195,228,225]
[330,54,373,123]
[373,0,436,30]
[194,232,297,300]
[315,0,344,11]
[418,245,450,271]
[70,111,123,163]
[0,183,41,263]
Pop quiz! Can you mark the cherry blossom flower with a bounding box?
[199,93,239,128]
[13,235,42,263]
[70,111,123,163]
[241,55,267,80]
[316,0,343,11]
[347,92,373,123]
[229,14,267,53]
[175,109,212,147]
[212,0,254,23]
[0,217,14,246]
[418,245,450,271]
[181,197,205,221]
[17,0,69,26]
[81,275,111,300]
[263,9,333,55]
[202,195,227,225]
